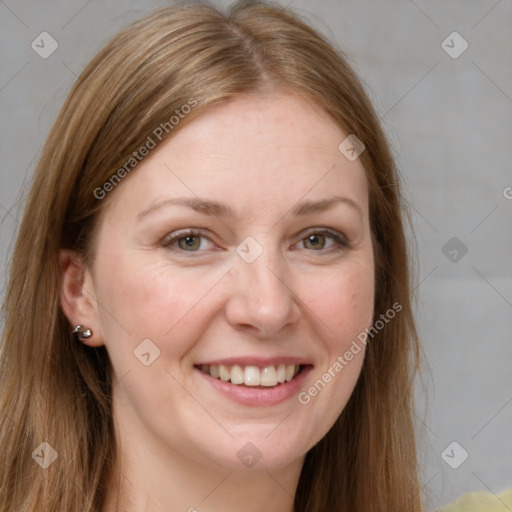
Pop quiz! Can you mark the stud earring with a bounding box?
[73,324,93,339]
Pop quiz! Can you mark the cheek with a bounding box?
[304,261,375,346]
[292,262,374,441]
[93,250,227,350]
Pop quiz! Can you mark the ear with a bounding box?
[59,249,104,347]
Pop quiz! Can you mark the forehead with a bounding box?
[100,92,369,225]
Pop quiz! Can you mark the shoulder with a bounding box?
[437,487,512,512]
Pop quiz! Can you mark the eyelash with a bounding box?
[161,228,350,255]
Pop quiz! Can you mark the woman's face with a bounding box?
[84,92,374,472]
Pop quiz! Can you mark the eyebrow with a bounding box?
[136,195,363,221]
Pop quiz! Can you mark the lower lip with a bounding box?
[196,366,313,407]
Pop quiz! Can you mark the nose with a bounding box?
[224,245,301,338]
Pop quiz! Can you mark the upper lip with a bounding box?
[194,356,313,367]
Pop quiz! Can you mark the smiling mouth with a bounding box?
[196,363,305,387]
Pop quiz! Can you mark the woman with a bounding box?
[0,1,424,511]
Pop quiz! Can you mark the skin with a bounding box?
[60,92,375,512]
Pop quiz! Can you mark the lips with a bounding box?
[194,360,314,407]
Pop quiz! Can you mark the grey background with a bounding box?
[1,1,511,510]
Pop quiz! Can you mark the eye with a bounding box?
[161,228,349,255]
[161,230,215,252]
[295,229,349,252]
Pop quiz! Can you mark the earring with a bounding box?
[73,324,93,339]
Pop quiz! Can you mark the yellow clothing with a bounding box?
[438,487,512,512]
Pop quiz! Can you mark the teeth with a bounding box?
[244,366,261,386]
[230,364,244,385]
[199,363,302,387]
[260,366,277,387]
[285,364,295,382]
[276,364,286,383]
[210,365,220,379]
[219,364,230,382]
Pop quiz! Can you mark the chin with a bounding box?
[193,431,310,473]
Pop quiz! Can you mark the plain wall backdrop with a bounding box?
[1,1,511,510]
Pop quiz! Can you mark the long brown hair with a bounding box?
[0,1,424,510]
